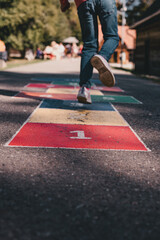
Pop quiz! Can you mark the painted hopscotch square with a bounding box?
[29,108,128,126]
[26,83,79,89]
[7,123,148,151]
[31,78,79,83]
[51,81,79,87]
[47,88,104,96]
[91,86,124,92]
[14,91,77,101]
[31,78,80,86]
[47,88,79,95]
[91,95,142,104]
[40,99,115,111]
[26,84,123,92]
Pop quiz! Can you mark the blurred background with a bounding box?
[0,0,159,76]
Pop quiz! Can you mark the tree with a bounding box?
[65,3,82,41]
[116,0,155,25]
[126,0,155,25]
[0,0,73,57]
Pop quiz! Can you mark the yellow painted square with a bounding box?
[47,88,103,96]
[29,108,128,126]
[47,88,78,95]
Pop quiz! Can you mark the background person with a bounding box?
[43,45,54,60]
[51,41,60,60]
[0,39,7,61]
[35,47,43,59]
[25,48,34,61]
[65,44,72,58]
[58,42,65,59]
[0,39,6,52]
[71,43,79,58]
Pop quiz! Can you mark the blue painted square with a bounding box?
[40,99,115,111]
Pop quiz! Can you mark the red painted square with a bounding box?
[15,91,77,100]
[26,83,77,89]
[26,84,123,93]
[8,123,148,151]
[26,83,57,88]
[91,86,124,92]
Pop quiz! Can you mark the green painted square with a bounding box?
[51,81,79,86]
[91,95,142,104]
[51,81,96,87]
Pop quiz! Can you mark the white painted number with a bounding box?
[103,97,115,100]
[70,102,84,107]
[70,131,92,140]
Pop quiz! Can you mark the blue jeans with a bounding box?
[77,0,119,88]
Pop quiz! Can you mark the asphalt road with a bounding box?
[0,59,160,240]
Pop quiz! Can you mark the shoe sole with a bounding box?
[91,55,115,87]
[77,96,92,104]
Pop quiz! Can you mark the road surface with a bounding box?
[0,58,160,240]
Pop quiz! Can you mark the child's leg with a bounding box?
[98,0,119,61]
[90,0,119,87]
[77,1,98,88]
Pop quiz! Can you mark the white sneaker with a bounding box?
[77,86,92,104]
[90,54,115,87]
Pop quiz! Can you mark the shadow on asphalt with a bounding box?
[0,148,160,240]
[0,89,19,96]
